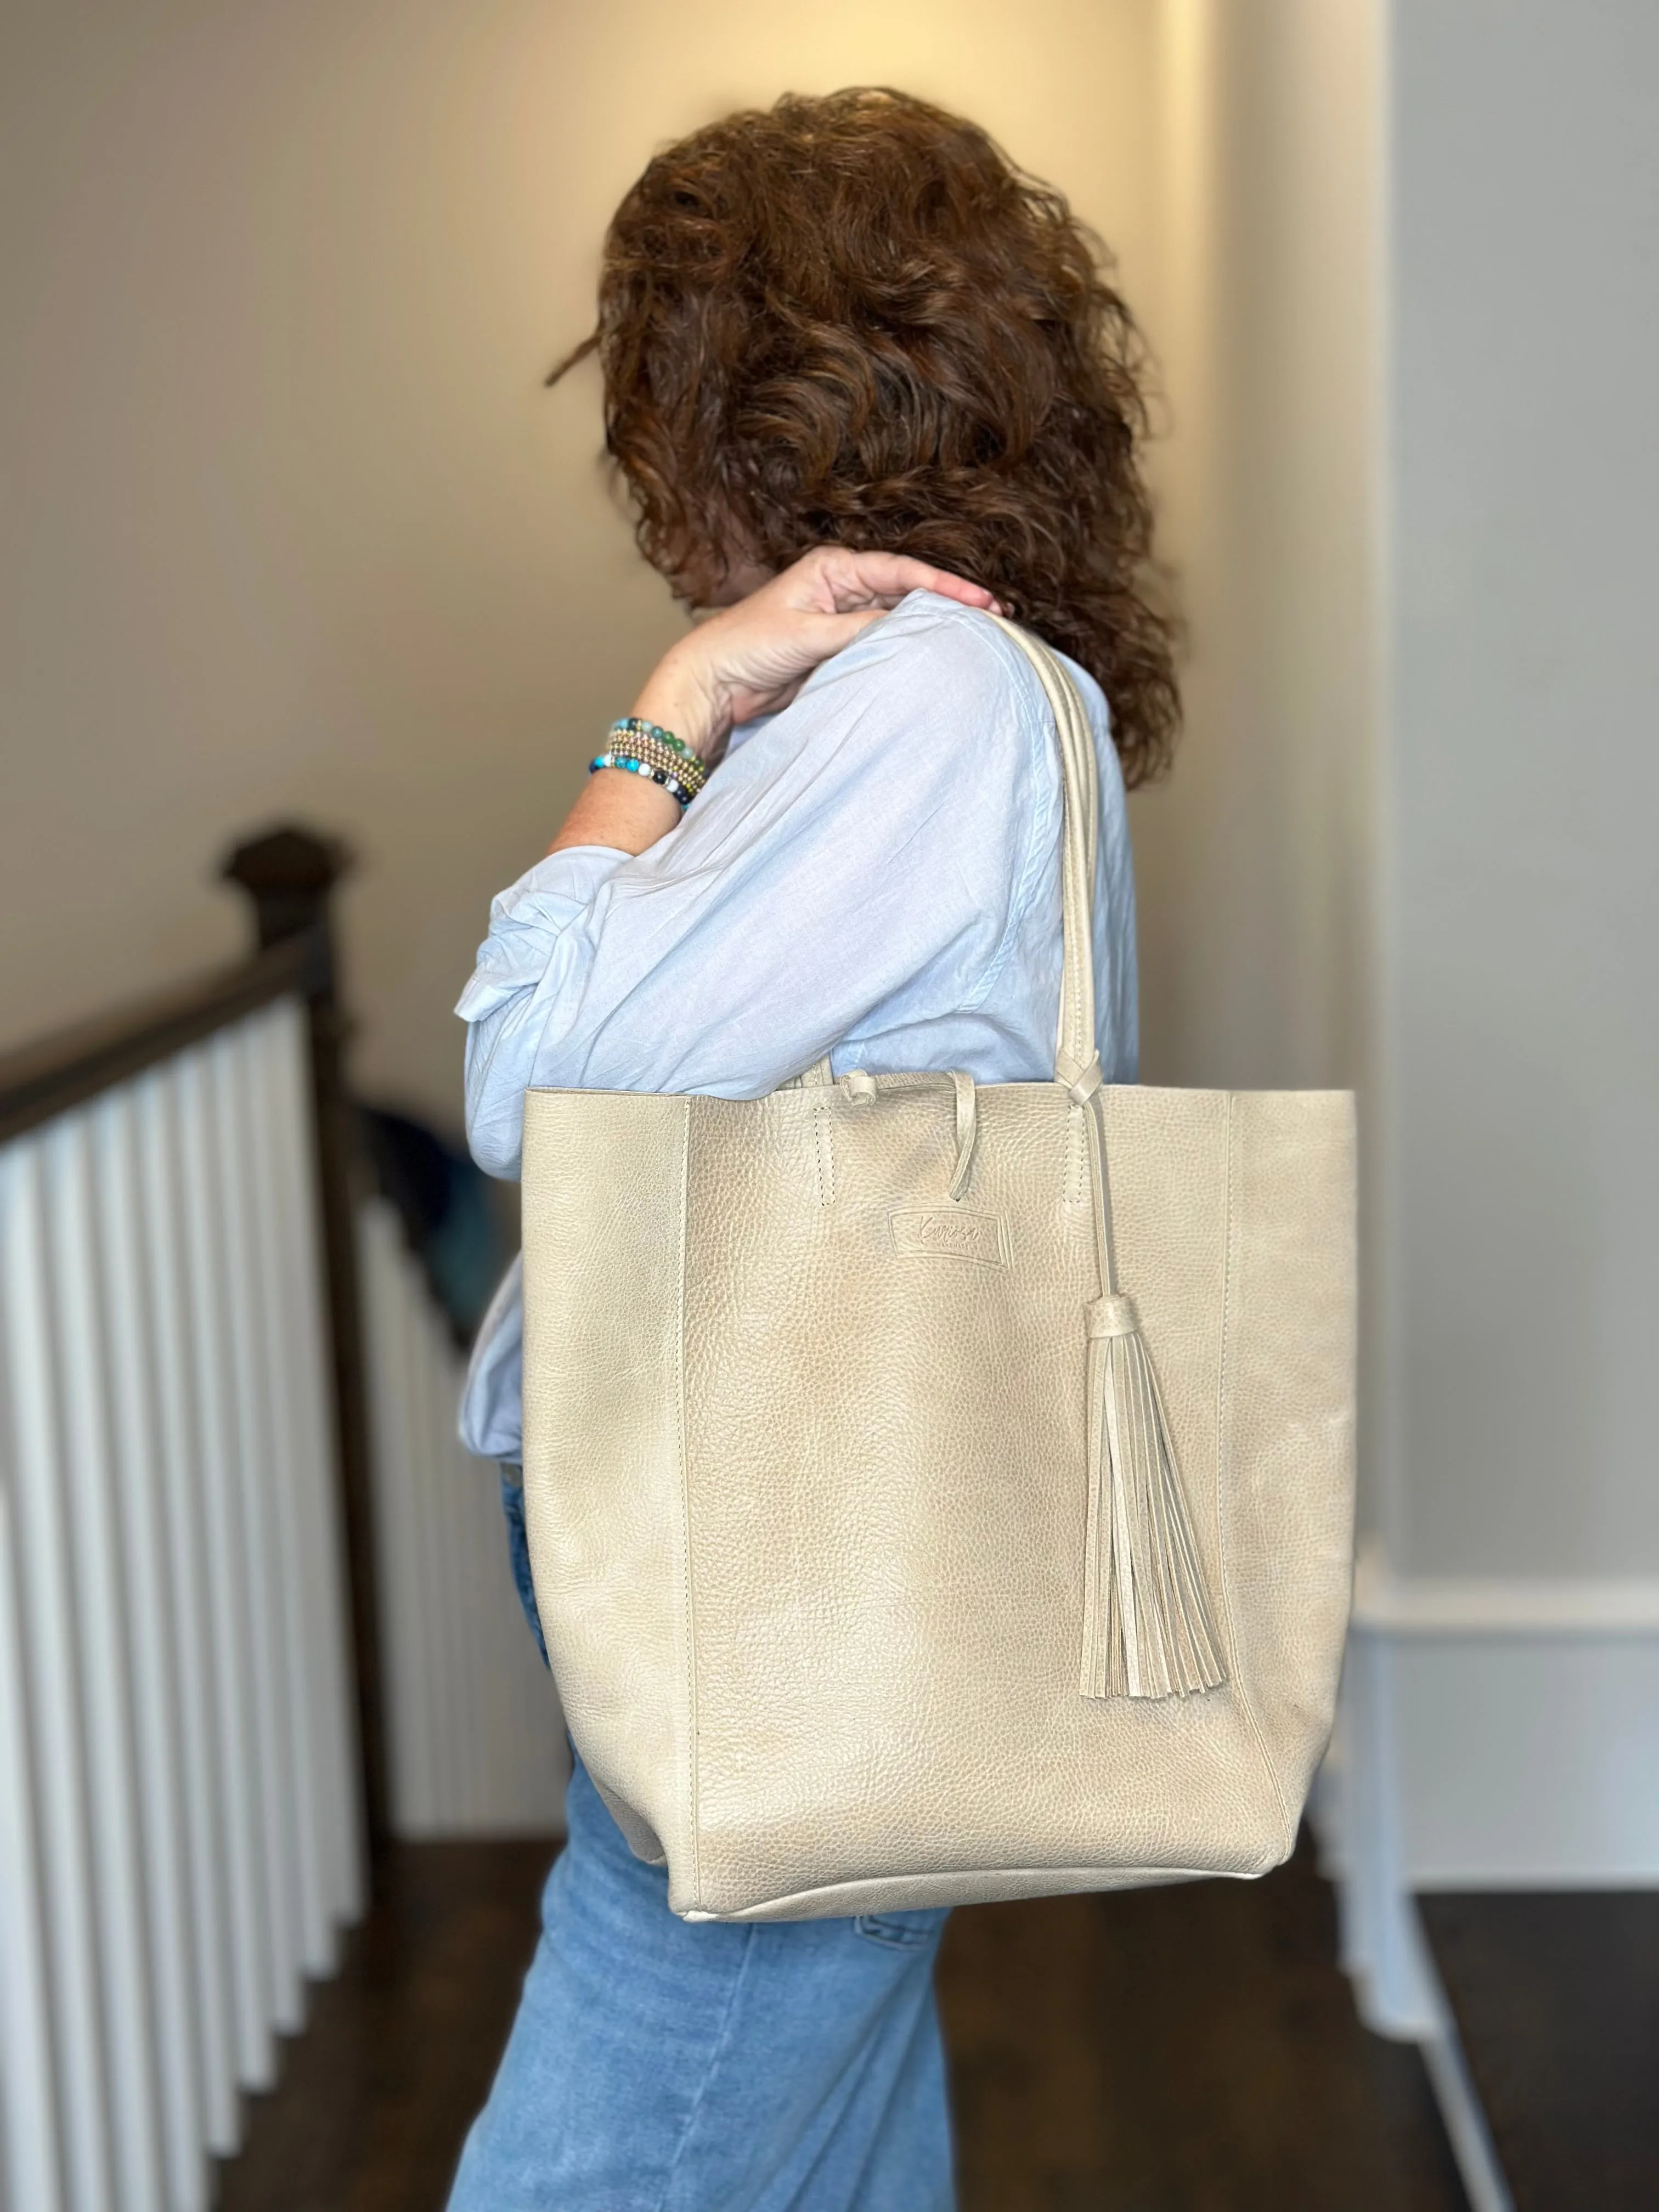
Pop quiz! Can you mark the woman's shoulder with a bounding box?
[850,587,1055,704]
[841,589,1113,757]
[725,585,1119,836]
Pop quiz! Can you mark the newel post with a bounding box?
[222,824,390,1860]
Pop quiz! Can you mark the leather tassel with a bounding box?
[1080,1294,1227,1700]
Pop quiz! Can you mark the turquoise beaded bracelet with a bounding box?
[589,750,699,808]
[590,717,708,807]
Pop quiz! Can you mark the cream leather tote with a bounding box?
[521,620,1356,1922]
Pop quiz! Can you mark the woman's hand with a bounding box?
[547,548,1000,857]
[633,548,1003,760]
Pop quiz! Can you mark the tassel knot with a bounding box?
[1088,1293,1140,1339]
[1080,1299,1227,1701]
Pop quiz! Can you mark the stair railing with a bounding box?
[0,826,381,2212]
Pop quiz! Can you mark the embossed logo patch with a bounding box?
[889,1207,1008,1267]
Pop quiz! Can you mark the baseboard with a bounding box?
[1313,1547,1659,2208]
[1351,1551,1659,1635]
[1331,1545,1659,1905]
[1319,1548,1659,2028]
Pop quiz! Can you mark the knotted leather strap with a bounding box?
[982,620,1128,1305]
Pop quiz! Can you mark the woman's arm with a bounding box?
[545,548,1000,858]
[459,580,1047,1178]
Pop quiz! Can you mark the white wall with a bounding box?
[1384,0,1659,1578]
[1324,4,1659,2033]
[0,0,1164,1130]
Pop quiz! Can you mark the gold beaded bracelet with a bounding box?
[611,715,702,766]
[595,731,708,795]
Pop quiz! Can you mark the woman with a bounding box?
[448,87,1176,2212]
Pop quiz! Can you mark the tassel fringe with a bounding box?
[1081,1295,1227,1700]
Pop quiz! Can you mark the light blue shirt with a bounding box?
[455,589,1138,1459]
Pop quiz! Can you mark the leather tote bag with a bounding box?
[520,619,1356,1922]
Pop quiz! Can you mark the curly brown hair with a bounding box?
[552,88,1179,786]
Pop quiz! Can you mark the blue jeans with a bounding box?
[499,1465,550,1667]
[457,1472,955,2210]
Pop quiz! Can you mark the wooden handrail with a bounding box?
[0,929,326,1145]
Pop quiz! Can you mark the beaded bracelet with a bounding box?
[597,737,707,797]
[589,749,699,808]
[610,715,702,768]
[591,721,708,800]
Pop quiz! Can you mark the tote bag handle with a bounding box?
[983,617,1102,1090]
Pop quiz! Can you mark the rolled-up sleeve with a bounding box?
[454,600,1049,1179]
[456,847,632,1176]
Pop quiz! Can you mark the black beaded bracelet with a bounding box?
[591,724,708,795]
[589,749,697,807]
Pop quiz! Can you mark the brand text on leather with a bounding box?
[889,1207,1009,1266]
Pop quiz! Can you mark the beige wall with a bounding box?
[1134,0,1380,1105]
[0,0,1165,1128]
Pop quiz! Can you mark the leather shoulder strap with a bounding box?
[984,617,1099,1085]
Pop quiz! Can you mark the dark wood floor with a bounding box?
[218,1834,1466,2211]
[940,1839,1466,2212]
[216,1841,555,2212]
[1420,1891,1659,2212]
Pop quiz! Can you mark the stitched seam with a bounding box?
[674,1101,701,1907]
[814,1093,834,1207]
[1212,1093,1295,1855]
[654,1927,757,2210]
[1068,1101,1088,1208]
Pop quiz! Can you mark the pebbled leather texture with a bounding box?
[520,627,1356,1922]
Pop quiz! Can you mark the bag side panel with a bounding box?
[1218,1091,1358,1819]
[520,1090,694,1887]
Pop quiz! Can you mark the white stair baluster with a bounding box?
[0,1458,69,2212]
[41,1112,168,2212]
[91,1089,209,2212]
[134,1063,241,2158]
[210,1031,302,2038]
[263,1001,363,1927]
[174,1047,274,2091]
